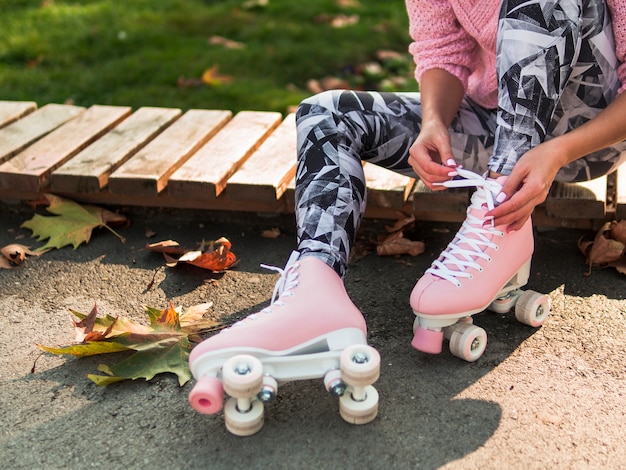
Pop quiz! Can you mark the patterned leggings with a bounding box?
[295,0,626,277]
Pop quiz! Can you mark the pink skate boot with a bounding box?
[188,251,380,436]
[410,168,550,362]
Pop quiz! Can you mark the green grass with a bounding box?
[0,0,415,114]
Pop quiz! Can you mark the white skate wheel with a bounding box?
[448,322,487,362]
[515,290,550,327]
[489,295,516,314]
[224,397,264,436]
[222,355,264,399]
[339,385,379,425]
[188,375,224,414]
[340,345,380,387]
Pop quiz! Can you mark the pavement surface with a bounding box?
[1,200,625,470]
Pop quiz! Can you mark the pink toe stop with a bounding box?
[188,375,224,414]
[411,327,444,354]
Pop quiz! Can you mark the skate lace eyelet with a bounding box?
[487,256,492,262]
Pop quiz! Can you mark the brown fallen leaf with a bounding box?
[0,243,46,268]
[307,77,351,94]
[261,227,281,239]
[578,221,626,275]
[208,35,246,49]
[315,13,360,28]
[377,230,425,257]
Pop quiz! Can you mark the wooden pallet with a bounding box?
[0,100,619,228]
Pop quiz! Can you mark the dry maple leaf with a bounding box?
[72,303,119,342]
[21,194,127,251]
[150,237,238,272]
[37,302,222,386]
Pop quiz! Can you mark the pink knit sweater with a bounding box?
[406,0,626,109]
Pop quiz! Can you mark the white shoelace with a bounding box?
[230,251,301,327]
[427,169,505,287]
[260,250,301,308]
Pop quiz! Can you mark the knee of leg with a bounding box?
[297,89,345,119]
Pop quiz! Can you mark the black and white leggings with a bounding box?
[295,0,626,277]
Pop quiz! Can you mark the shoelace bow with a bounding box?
[427,168,505,287]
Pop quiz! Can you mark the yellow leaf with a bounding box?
[201,65,233,87]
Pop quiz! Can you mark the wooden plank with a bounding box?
[168,111,282,199]
[544,177,607,219]
[0,101,37,128]
[0,105,131,191]
[0,104,85,164]
[50,107,181,193]
[412,180,469,222]
[108,109,232,196]
[282,175,410,220]
[0,187,295,214]
[222,113,297,202]
[363,163,415,209]
[616,168,626,219]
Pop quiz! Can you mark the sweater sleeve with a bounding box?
[607,0,626,95]
[405,0,477,91]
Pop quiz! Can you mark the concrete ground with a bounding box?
[1,201,625,470]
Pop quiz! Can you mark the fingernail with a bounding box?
[496,192,507,204]
[446,159,457,167]
[448,171,458,177]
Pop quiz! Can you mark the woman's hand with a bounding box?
[486,139,565,231]
[408,121,459,190]
[410,68,466,189]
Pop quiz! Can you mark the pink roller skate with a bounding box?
[410,168,551,362]
[188,251,380,436]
